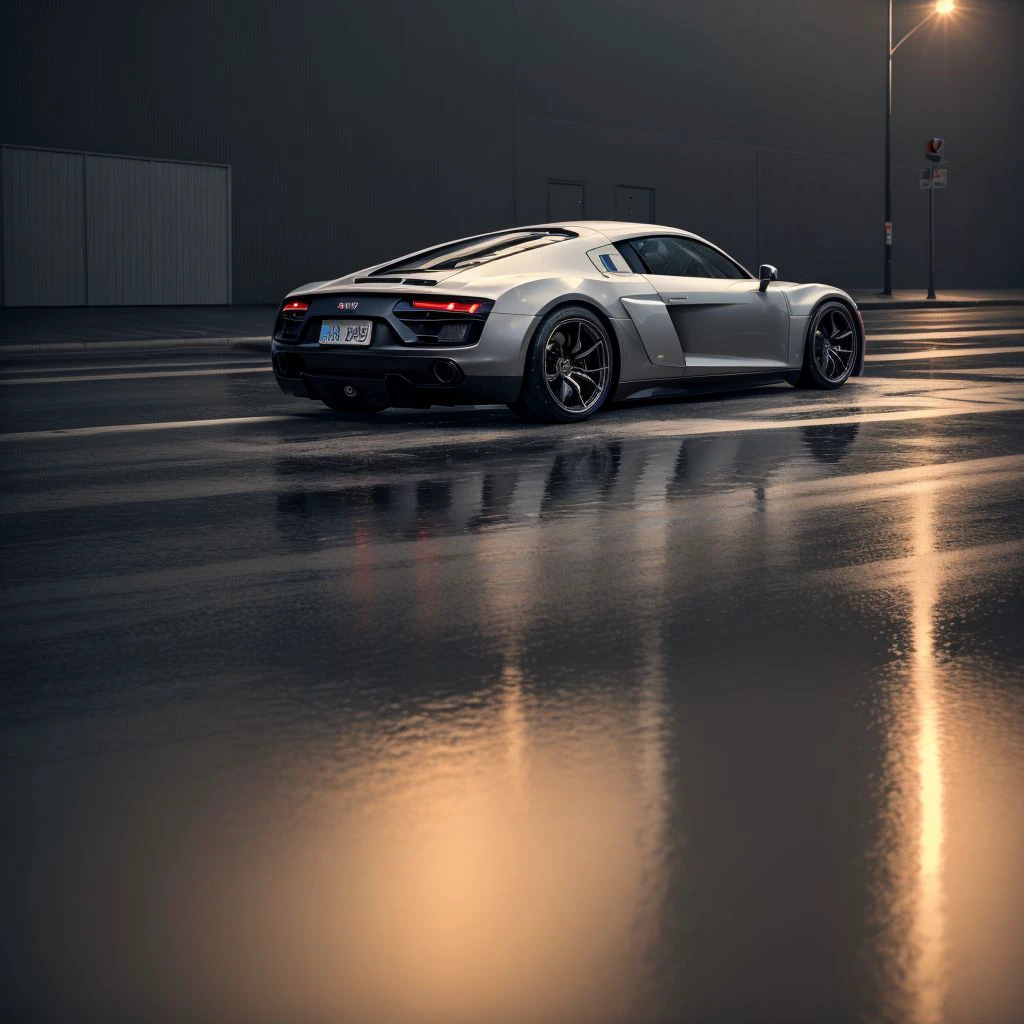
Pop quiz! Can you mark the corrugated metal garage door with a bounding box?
[1,145,231,306]
[1,148,87,306]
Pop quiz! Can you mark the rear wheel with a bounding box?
[795,302,859,389]
[508,306,614,423]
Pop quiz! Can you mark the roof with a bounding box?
[538,221,702,243]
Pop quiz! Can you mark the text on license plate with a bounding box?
[319,320,372,345]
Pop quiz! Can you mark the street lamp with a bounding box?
[883,0,956,295]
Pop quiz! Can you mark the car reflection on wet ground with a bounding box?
[1,307,1024,1023]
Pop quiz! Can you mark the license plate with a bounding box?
[319,319,372,346]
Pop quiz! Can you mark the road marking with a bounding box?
[0,415,297,442]
[4,385,1022,446]
[937,367,1024,378]
[0,366,273,385]
[4,465,1024,612]
[867,328,1024,341]
[2,330,1018,385]
[866,346,1024,363]
[9,446,1024,517]
[0,358,268,375]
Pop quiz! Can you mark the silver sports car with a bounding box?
[271,222,864,422]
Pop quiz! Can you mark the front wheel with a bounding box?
[794,302,859,389]
[509,306,615,423]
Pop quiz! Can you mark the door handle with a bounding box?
[667,297,688,303]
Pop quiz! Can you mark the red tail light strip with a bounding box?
[411,300,483,314]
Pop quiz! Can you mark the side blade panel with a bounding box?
[621,297,686,369]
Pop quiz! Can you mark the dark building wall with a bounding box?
[3,0,1022,303]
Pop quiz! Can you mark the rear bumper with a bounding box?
[271,309,535,409]
[272,343,521,408]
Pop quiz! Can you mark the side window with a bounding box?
[619,236,748,280]
[614,241,647,274]
[625,237,704,276]
[684,239,748,280]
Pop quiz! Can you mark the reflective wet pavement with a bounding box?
[2,308,1023,1023]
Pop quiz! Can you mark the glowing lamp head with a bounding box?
[935,0,955,14]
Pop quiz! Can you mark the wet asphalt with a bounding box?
[1,307,1023,1023]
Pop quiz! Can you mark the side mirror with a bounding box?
[758,264,778,292]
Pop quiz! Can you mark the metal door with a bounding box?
[1,145,231,306]
[547,181,584,221]
[615,185,654,222]
[85,155,231,305]
[1,147,86,306]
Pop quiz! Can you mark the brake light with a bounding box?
[283,301,309,314]
[412,300,483,314]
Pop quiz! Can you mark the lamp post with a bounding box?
[883,0,956,296]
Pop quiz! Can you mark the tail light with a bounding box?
[275,299,311,343]
[393,296,492,345]
[411,299,484,314]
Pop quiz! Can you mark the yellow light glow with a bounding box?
[935,0,955,14]
[908,486,946,1024]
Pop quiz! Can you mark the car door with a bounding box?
[621,235,790,374]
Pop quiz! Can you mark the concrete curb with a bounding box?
[0,336,270,356]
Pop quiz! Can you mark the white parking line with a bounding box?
[4,386,1024,445]
[0,366,273,385]
[866,328,1024,341]
[866,346,1024,363]
[0,358,268,375]
[0,414,297,442]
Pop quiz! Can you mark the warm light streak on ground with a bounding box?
[907,485,947,1024]
[872,476,951,1024]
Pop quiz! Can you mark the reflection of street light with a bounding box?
[883,0,957,295]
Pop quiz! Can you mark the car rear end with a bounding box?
[271,227,602,412]
[271,289,530,410]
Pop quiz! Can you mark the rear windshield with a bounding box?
[373,229,575,275]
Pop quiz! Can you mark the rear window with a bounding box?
[373,229,576,275]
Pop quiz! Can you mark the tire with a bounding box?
[794,301,860,390]
[510,305,615,423]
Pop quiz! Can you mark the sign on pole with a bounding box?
[922,143,948,301]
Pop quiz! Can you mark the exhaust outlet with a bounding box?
[433,359,461,385]
[274,353,302,378]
